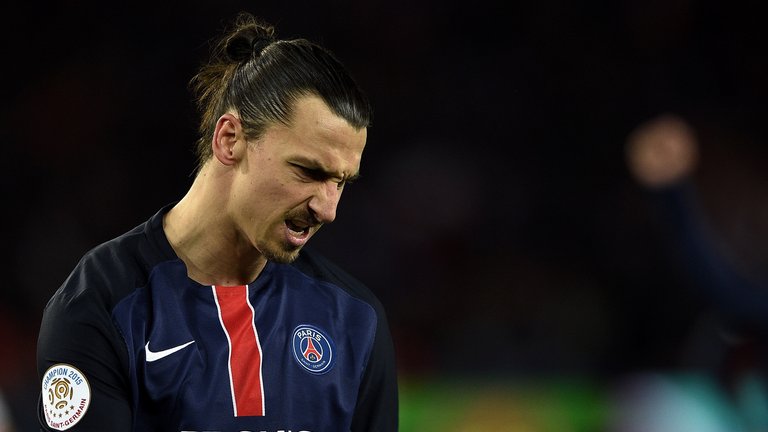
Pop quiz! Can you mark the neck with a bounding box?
[163,164,267,286]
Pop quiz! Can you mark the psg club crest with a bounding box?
[292,324,336,374]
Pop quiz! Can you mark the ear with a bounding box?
[212,113,244,166]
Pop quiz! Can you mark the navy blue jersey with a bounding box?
[37,205,398,431]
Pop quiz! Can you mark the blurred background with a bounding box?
[2,0,768,430]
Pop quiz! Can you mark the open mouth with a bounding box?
[285,219,310,236]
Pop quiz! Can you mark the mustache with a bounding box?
[285,210,321,227]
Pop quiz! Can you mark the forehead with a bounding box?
[265,95,367,167]
[288,95,366,140]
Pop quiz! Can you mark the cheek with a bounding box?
[258,181,309,219]
[263,180,291,201]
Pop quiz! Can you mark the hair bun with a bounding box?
[225,30,273,63]
[251,37,272,55]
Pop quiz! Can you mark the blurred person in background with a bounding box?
[611,113,768,431]
[36,12,397,431]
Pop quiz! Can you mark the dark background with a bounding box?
[2,1,768,430]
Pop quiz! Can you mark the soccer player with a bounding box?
[37,12,398,431]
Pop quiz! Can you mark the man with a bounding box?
[37,12,398,431]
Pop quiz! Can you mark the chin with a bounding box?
[262,246,302,264]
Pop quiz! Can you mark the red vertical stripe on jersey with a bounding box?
[213,285,265,417]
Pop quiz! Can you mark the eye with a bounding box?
[290,163,356,190]
[292,164,325,182]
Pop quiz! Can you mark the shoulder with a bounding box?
[291,247,387,317]
[46,207,177,312]
[293,250,399,429]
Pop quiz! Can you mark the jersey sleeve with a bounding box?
[37,258,133,431]
[350,304,399,432]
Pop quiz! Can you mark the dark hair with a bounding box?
[189,12,372,171]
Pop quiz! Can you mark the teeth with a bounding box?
[286,220,307,233]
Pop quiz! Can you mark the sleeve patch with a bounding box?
[41,363,91,430]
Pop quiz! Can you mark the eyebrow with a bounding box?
[291,156,360,182]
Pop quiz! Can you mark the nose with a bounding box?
[308,181,342,224]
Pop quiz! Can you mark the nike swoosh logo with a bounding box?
[145,340,195,362]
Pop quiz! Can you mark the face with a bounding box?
[228,95,367,263]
